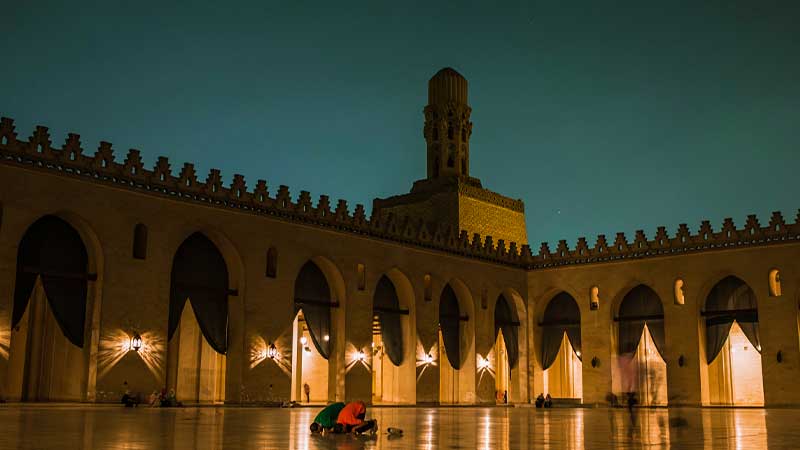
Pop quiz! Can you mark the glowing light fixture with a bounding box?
[355,350,366,362]
[424,353,434,364]
[130,333,143,352]
[477,355,490,370]
[323,334,330,342]
[267,342,278,359]
[300,336,308,346]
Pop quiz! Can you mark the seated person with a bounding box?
[310,402,346,434]
[336,400,377,435]
[544,393,553,408]
[535,393,545,408]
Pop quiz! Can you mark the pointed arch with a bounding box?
[540,292,581,370]
[703,275,760,363]
[168,232,230,354]
[12,215,90,348]
[617,284,665,358]
[294,260,334,359]
[494,294,519,369]
[439,284,463,369]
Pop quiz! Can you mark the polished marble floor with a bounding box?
[0,404,796,449]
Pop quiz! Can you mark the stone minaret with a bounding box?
[424,68,473,179]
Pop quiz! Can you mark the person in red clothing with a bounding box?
[336,400,377,435]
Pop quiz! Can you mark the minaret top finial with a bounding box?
[428,67,468,106]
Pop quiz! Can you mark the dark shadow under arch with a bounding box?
[168,232,230,354]
[540,292,581,370]
[13,215,89,348]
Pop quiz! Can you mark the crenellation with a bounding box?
[60,133,83,163]
[275,185,291,210]
[595,234,609,254]
[612,232,628,253]
[576,237,589,256]
[30,126,52,156]
[556,240,570,258]
[230,174,247,199]
[92,141,115,172]
[352,204,366,226]
[152,156,172,186]
[0,117,18,146]
[295,190,312,214]
[0,118,795,270]
[122,149,144,177]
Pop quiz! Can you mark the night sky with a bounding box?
[2,1,798,247]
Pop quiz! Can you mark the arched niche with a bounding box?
[167,232,232,404]
[701,275,764,406]
[614,284,667,406]
[438,278,476,404]
[290,256,347,403]
[7,215,97,402]
[539,292,582,401]
[370,268,416,404]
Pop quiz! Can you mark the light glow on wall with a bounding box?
[249,335,291,374]
[416,339,438,382]
[98,329,164,382]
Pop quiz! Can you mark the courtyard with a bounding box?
[0,404,796,449]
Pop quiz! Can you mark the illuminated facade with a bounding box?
[0,68,798,406]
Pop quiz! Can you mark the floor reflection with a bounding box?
[0,404,791,449]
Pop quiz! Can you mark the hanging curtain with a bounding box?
[374,275,404,366]
[169,233,229,355]
[439,284,462,369]
[294,261,332,359]
[12,216,89,348]
[540,292,581,370]
[617,285,665,358]
[494,295,519,369]
[704,276,760,363]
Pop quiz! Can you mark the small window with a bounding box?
[266,247,278,278]
[481,288,488,309]
[590,286,600,310]
[357,264,366,291]
[769,269,782,297]
[461,158,466,175]
[0,136,7,145]
[36,143,44,153]
[674,279,685,305]
[133,223,148,259]
[447,126,454,140]
[461,129,466,142]
[424,275,432,302]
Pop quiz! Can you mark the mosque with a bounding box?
[0,68,797,407]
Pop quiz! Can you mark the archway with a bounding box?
[540,292,582,401]
[8,215,93,401]
[615,285,667,405]
[371,270,415,404]
[167,233,230,404]
[438,280,476,404]
[492,294,520,404]
[291,259,340,404]
[703,276,764,405]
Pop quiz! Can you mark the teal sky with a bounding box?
[2,1,798,247]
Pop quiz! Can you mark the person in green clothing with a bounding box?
[309,402,346,434]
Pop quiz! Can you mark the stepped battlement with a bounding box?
[1,116,798,269]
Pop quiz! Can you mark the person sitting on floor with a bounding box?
[535,393,545,408]
[309,402,346,434]
[336,400,377,435]
[121,381,139,407]
[544,393,553,408]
